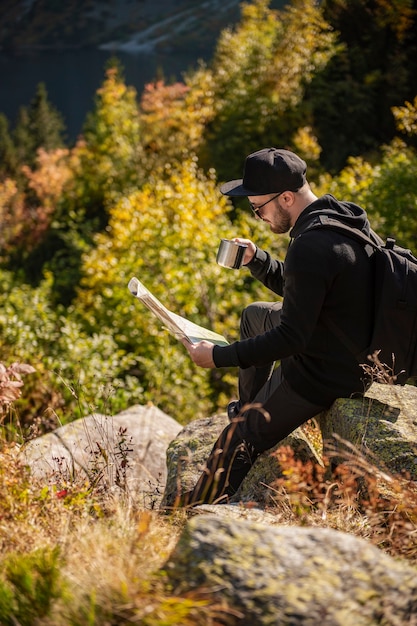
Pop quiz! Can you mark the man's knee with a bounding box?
[240,301,282,339]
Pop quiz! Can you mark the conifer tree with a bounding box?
[13,82,66,168]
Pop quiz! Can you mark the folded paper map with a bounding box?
[128,277,229,346]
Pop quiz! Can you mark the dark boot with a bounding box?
[185,421,259,506]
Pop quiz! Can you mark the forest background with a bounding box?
[1,0,417,436]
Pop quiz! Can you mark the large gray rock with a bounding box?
[165,515,417,625]
[320,382,417,479]
[22,404,182,507]
[161,412,321,509]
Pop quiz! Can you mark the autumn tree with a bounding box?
[135,0,337,189]
[0,147,79,302]
[139,80,192,162]
[17,63,146,304]
[138,76,215,172]
[0,178,26,263]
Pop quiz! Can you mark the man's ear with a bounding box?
[281,191,295,205]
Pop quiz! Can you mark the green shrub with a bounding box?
[0,548,63,625]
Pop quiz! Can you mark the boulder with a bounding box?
[165,515,417,625]
[320,382,417,479]
[22,404,182,507]
[160,412,321,509]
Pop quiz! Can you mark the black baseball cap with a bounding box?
[220,147,307,196]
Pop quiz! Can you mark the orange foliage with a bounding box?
[271,446,417,561]
[21,147,72,209]
[141,80,189,117]
[0,148,73,260]
[140,80,190,153]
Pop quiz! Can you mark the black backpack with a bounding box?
[310,215,417,385]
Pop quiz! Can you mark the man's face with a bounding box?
[248,193,292,234]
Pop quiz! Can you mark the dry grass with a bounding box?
[0,439,235,625]
[266,443,417,563]
[1,432,417,624]
[1,363,417,624]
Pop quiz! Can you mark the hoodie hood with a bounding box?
[290,194,371,240]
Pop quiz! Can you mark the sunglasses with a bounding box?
[249,192,283,216]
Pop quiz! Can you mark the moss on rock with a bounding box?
[320,383,417,478]
[165,515,417,625]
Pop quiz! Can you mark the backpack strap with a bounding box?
[306,214,382,358]
[313,214,384,250]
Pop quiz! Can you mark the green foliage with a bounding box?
[0,547,63,625]
[314,139,417,250]
[0,113,18,180]
[0,270,139,429]
[357,141,417,250]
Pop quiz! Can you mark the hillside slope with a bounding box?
[0,0,243,54]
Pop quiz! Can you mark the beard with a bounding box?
[268,200,292,234]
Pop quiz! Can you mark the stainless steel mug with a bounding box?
[216,239,248,269]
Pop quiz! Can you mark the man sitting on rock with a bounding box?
[182,147,375,505]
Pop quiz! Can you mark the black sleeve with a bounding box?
[246,247,285,296]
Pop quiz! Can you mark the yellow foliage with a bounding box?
[292,126,322,162]
[392,96,417,136]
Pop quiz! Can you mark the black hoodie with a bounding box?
[213,194,374,405]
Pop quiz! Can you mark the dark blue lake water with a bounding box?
[0,48,210,143]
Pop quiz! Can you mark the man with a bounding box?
[182,147,375,505]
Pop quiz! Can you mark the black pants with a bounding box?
[186,302,329,505]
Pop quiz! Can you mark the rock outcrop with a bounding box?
[161,412,321,509]
[165,514,417,625]
[22,382,417,511]
[161,383,417,508]
[21,387,417,624]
